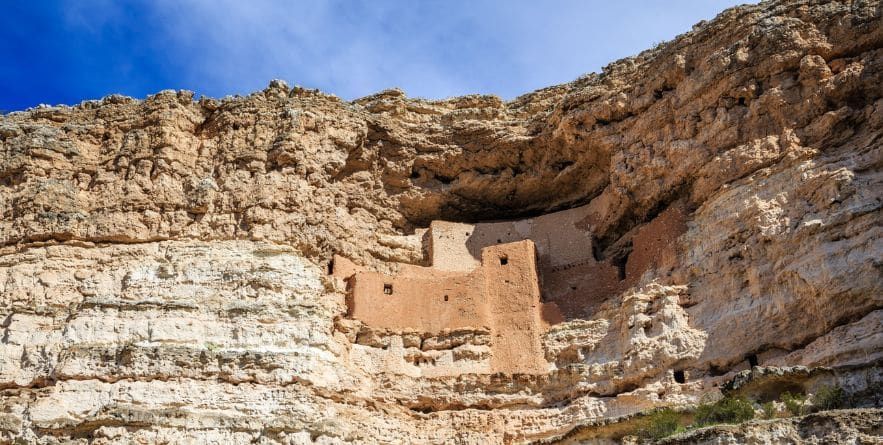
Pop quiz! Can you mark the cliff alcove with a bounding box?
[0,0,881,443]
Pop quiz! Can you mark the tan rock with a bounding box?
[1,0,881,443]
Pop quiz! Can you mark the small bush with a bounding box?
[761,401,776,419]
[812,385,845,411]
[639,408,683,440]
[781,391,807,416]
[694,396,755,426]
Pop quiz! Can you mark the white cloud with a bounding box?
[62,0,757,100]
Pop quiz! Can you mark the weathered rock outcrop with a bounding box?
[1,0,881,443]
[657,409,883,445]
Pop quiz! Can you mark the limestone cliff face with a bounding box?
[1,0,881,443]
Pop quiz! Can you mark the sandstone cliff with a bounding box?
[1,0,881,443]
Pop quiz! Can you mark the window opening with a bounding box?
[674,370,686,383]
[747,354,758,367]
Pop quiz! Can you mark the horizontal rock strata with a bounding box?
[1,0,881,443]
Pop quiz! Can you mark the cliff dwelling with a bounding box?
[332,202,687,376]
[4,2,881,441]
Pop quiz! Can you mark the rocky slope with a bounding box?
[1,0,881,443]
[656,409,883,445]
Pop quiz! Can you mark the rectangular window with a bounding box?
[674,370,686,383]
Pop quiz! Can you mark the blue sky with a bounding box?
[1,1,752,112]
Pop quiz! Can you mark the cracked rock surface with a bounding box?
[1,0,881,443]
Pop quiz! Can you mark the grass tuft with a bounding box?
[781,391,808,416]
[694,396,755,426]
[638,408,683,440]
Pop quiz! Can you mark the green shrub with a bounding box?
[761,401,776,419]
[781,391,807,416]
[693,396,755,426]
[639,408,683,440]
[812,385,845,411]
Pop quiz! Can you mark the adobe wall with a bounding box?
[432,203,596,272]
[429,202,688,320]
[333,204,687,375]
[539,205,688,318]
[480,242,550,374]
[335,240,555,375]
[625,205,688,281]
[428,221,480,272]
[430,205,606,321]
[346,268,488,332]
[542,260,621,320]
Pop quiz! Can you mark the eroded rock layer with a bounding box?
[1,0,881,443]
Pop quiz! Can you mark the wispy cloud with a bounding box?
[139,0,499,99]
[1,1,753,110]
